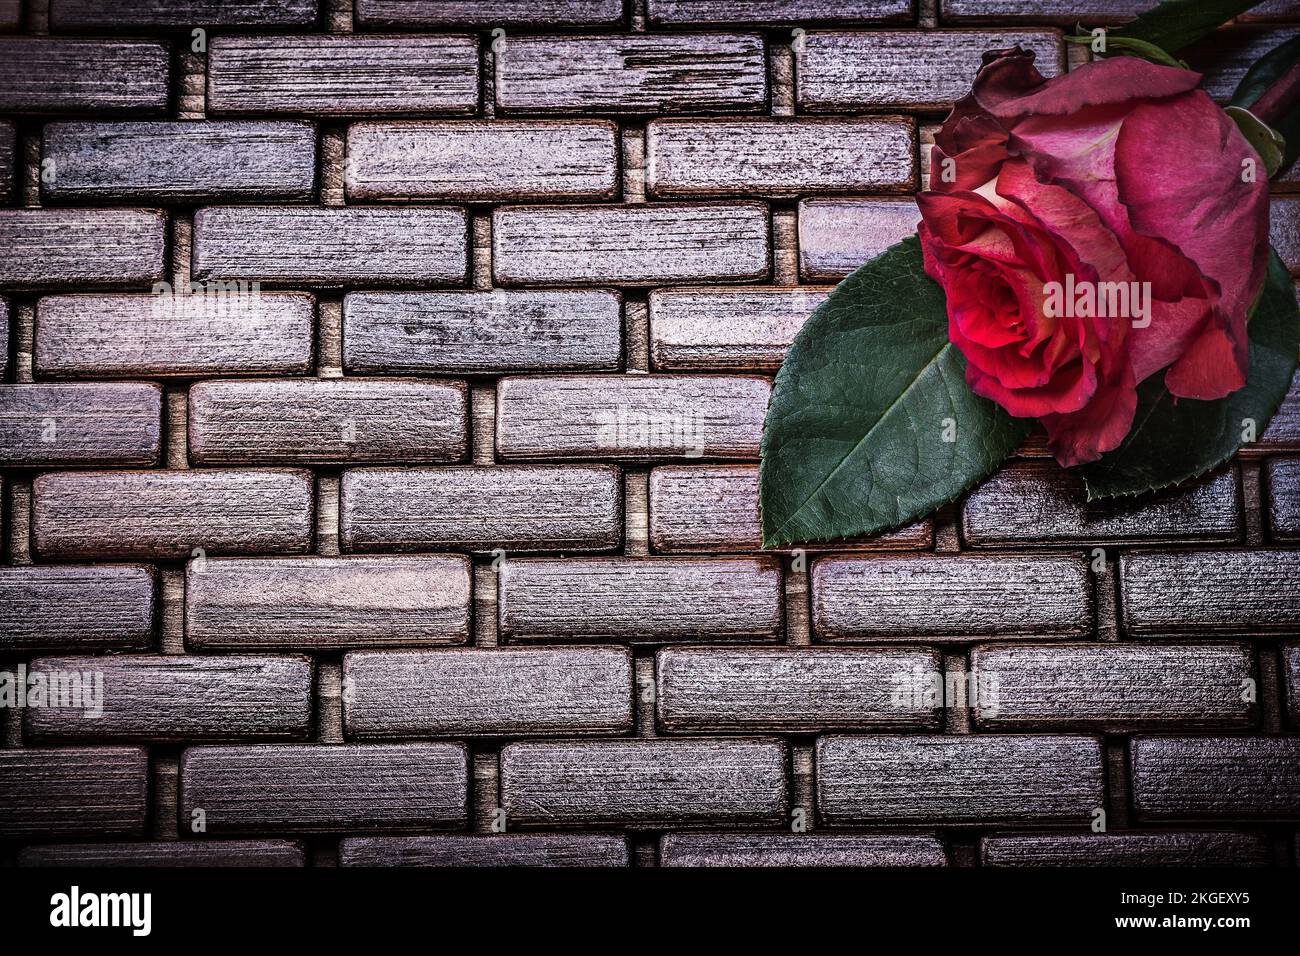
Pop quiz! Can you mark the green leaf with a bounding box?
[1224,105,1284,177]
[1066,32,1188,69]
[1082,248,1300,500]
[1106,0,1261,54]
[1230,33,1300,169]
[759,235,1029,548]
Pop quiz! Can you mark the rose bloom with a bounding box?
[917,49,1270,466]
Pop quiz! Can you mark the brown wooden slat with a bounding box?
[0,38,170,114]
[648,287,830,372]
[0,383,162,467]
[0,747,149,838]
[0,565,157,653]
[980,832,1273,867]
[186,555,472,649]
[1131,736,1300,820]
[1120,550,1300,636]
[18,840,308,867]
[338,834,629,866]
[659,833,947,866]
[0,209,167,290]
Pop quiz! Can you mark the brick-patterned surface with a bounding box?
[0,0,1297,869]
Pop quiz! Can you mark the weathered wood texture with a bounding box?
[0,747,149,838]
[796,30,1066,110]
[817,735,1104,824]
[649,464,931,552]
[188,378,469,465]
[495,34,768,115]
[659,833,947,867]
[192,206,470,287]
[0,123,14,205]
[812,554,1093,640]
[343,647,633,737]
[498,556,784,642]
[355,0,625,27]
[500,739,788,827]
[979,832,1274,867]
[648,287,831,371]
[180,744,469,833]
[646,118,916,197]
[496,375,771,460]
[43,122,317,203]
[0,209,167,289]
[1120,550,1300,636]
[24,655,314,742]
[33,469,315,559]
[969,643,1257,731]
[344,291,623,375]
[208,36,479,115]
[0,565,157,652]
[493,204,770,286]
[36,292,316,379]
[1266,457,1300,540]
[340,465,622,553]
[0,383,162,467]
[1130,736,1300,820]
[649,1,914,24]
[0,38,170,113]
[50,0,320,28]
[338,834,630,866]
[797,198,919,280]
[655,646,943,732]
[18,841,308,867]
[963,462,1242,546]
[347,121,618,201]
[185,555,472,649]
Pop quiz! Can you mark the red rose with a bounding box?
[917,49,1270,466]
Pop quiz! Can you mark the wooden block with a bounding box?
[208,35,479,116]
[1284,643,1299,727]
[192,206,470,287]
[963,462,1242,547]
[0,209,167,290]
[659,833,947,866]
[33,469,314,559]
[1131,736,1300,820]
[0,122,14,205]
[797,30,1065,111]
[0,747,148,838]
[500,739,788,827]
[346,121,618,202]
[340,465,622,553]
[0,565,156,653]
[496,374,770,460]
[970,643,1257,731]
[51,0,320,27]
[343,647,633,737]
[186,555,472,649]
[188,378,469,465]
[180,743,469,833]
[493,204,769,286]
[36,292,315,379]
[649,464,932,552]
[0,383,162,467]
[646,118,915,197]
[655,646,943,732]
[355,0,625,27]
[980,832,1273,867]
[498,556,784,642]
[495,34,767,115]
[1266,458,1300,540]
[649,287,830,371]
[18,841,308,867]
[817,735,1104,824]
[813,554,1093,640]
[24,655,314,743]
[343,290,622,374]
[1121,550,1300,636]
[0,38,169,113]
[43,121,317,203]
[1255,370,1300,449]
[338,834,630,866]
[649,0,913,23]
[797,198,918,281]
[939,0,1146,24]
[1272,197,1300,274]
[0,298,7,377]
